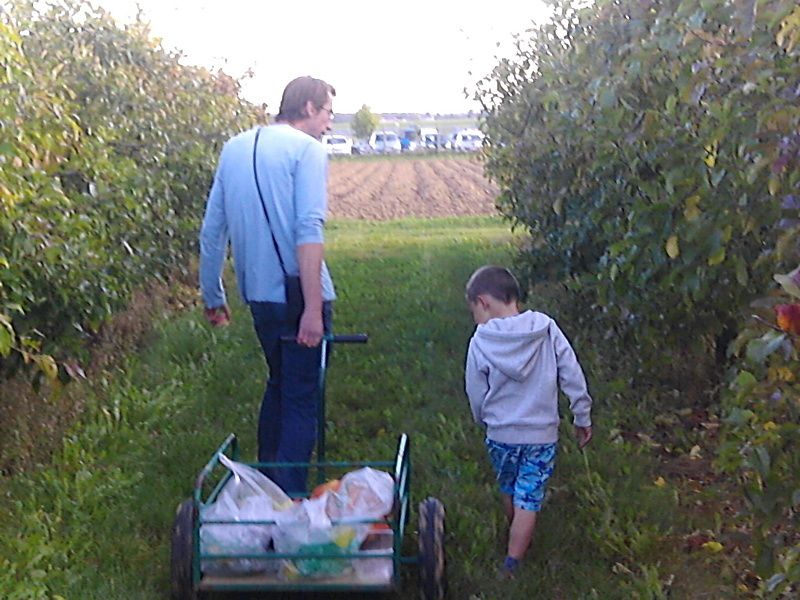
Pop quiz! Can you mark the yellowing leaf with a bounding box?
[0,324,12,357]
[703,142,717,168]
[702,541,723,553]
[763,421,777,431]
[722,225,733,243]
[777,7,800,51]
[768,366,794,382]
[666,235,680,259]
[684,195,701,221]
[34,354,58,381]
[768,176,780,196]
[689,444,702,459]
[654,476,667,488]
[708,247,726,266]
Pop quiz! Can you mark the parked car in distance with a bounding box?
[419,127,439,150]
[321,134,353,156]
[369,130,402,153]
[450,128,485,152]
[351,140,372,155]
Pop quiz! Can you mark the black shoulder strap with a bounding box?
[252,126,287,276]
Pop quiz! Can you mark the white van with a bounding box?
[321,134,353,156]
[419,127,439,150]
[451,129,484,152]
[369,131,401,153]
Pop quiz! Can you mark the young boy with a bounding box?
[464,265,593,578]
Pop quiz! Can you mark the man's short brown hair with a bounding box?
[465,265,521,303]
[276,76,336,123]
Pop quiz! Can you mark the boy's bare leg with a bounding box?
[507,507,538,559]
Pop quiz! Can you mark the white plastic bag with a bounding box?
[326,467,394,522]
[271,494,360,578]
[354,528,394,583]
[272,467,395,579]
[200,455,291,574]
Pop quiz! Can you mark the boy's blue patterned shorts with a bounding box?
[485,438,558,512]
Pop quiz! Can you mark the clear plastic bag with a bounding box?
[200,455,291,574]
[272,494,359,578]
[354,527,394,583]
[273,467,395,579]
[327,467,394,522]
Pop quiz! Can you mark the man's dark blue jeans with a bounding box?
[250,301,332,495]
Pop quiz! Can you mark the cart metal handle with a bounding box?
[194,433,238,498]
[280,333,368,344]
[277,332,368,483]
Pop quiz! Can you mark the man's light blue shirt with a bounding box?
[199,124,336,307]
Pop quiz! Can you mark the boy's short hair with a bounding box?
[466,265,521,303]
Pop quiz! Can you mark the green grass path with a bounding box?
[0,217,677,599]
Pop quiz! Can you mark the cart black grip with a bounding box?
[280,333,368,343]
[330,334,368,343]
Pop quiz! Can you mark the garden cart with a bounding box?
[170,333,447,599]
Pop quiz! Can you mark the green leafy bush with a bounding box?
[478,0,799,369]
[719,260,800,594]
[0,0,262,381]
[477,0,799,592]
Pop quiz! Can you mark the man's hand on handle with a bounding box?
[296,308,324,347]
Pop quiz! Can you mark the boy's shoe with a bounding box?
[498,556,519,580]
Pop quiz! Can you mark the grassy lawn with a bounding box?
[0,216,706,599]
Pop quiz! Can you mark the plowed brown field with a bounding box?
[327,156,499,219]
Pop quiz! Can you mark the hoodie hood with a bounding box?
[473,310,552,382]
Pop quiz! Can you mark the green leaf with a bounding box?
[0,314,13,356]
[734,370,757,389]
[774,273,800,299]
[746,331,786,364]
[726,408,755,427]
[752,445,771,479]
[765,574,786,593]
[708,247,726,266]
[735,258,748,285]
[598,88,617,108]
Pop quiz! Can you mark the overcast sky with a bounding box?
[93,0,550,115]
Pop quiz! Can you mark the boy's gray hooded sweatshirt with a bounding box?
[465,310,592,445]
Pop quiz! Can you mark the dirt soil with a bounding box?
[327,156,500,220]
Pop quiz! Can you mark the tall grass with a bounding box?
[1,217,701,599]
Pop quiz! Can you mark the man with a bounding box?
[199,76,336,494]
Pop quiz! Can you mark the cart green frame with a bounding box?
[170,334,446,599]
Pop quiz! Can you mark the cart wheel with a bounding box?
[170,498,197,600]
[418,497,447,600]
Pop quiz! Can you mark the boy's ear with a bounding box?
[476,294,492,310]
